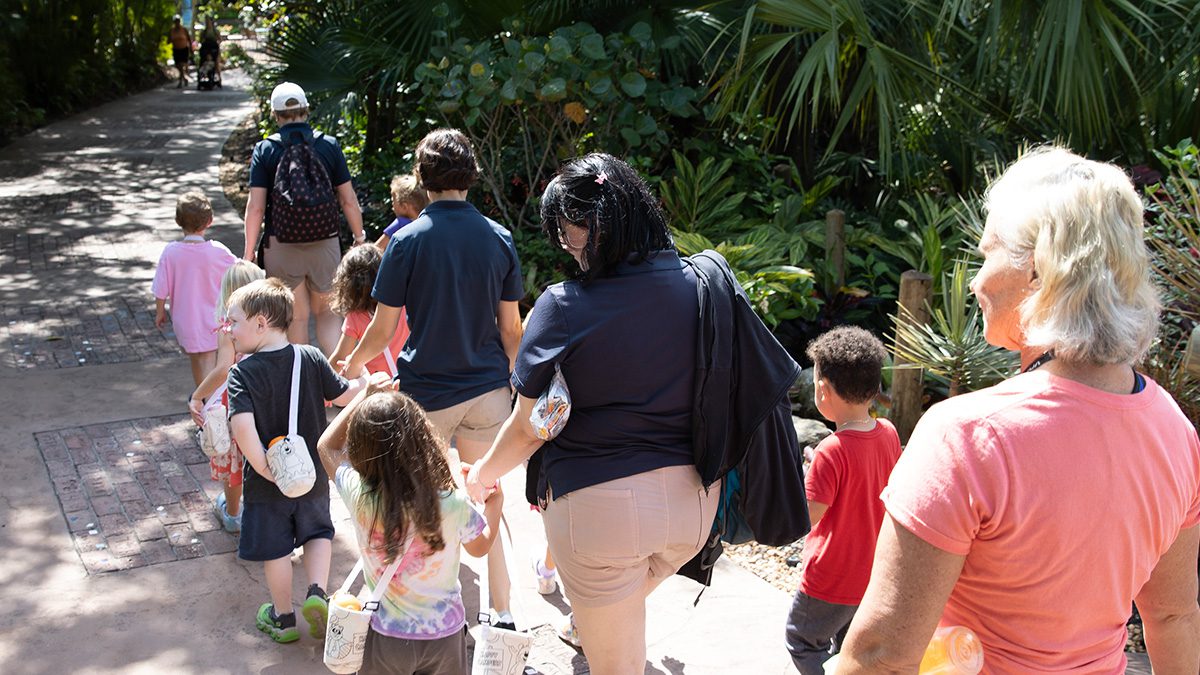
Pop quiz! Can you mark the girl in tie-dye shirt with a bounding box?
[318,375,503,674]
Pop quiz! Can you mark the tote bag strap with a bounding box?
[202,380,228,413]
[288,344,301,436]
[381,344,399,378]
[334,532,415,609]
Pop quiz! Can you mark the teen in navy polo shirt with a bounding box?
[466,154,718,673]
[340,128,524,628]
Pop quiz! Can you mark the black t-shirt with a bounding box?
[227,344,349,503]
[512,250,698,500]
[372,200,524,411]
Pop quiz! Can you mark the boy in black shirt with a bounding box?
[226,278,365,643]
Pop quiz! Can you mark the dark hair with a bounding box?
[539,153,673,282]
[346,391,455,562]
[330,245,381,316]
[806,326,887,404]
[413,128,479,192]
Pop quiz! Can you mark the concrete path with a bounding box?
[0,70,796,673]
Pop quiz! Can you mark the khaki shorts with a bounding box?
[424,387,512,445]
[543,463,719,608]
[263,235,340,293]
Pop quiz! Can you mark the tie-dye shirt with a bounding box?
[335,465,485,639]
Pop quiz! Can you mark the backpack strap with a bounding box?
[381,344,399,378]
[288,345,301,437]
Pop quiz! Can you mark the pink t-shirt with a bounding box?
[342,308,409,377]
[884,370,1200,674]
[152,238,237,353]
[800,418,902,605]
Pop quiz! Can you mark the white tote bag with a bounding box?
[197,380,231,458]
[265,345,316,498]
[324,534,413,674]
[470,515,533,675]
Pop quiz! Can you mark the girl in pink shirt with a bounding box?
[153,191,237,385]
[329,245,409,378]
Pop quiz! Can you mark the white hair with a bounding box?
[983,146,1160,364]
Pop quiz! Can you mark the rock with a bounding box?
[790,367,820,419]
[793,417,831,449]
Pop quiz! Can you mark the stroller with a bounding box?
[196,38,222,90]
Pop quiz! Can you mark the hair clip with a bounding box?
[595,171,608,185]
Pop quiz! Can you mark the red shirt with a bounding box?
[798,418,902,605]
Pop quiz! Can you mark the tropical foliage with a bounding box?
[0,0,175,141]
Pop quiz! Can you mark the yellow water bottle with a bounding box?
[918,625,984,674]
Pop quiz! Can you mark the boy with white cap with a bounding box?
[243,82,366,355]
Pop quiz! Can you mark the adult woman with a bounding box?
[837,147,1200,673]
[466,154,719,674]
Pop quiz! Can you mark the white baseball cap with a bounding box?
[270,82,309,111]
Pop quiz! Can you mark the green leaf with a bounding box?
[619,72,646,97]
[620,127,642,146]
[500,78,518,102]
[635,114,657,135]
[540,77,568,101]
[523,51,546,71]
[586,73,612,95]
[547,35,572,62]
[629,22,652,46]
[580,33,606,60]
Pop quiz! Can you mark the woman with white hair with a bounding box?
[835,147,1200,673]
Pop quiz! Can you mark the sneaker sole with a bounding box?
[302,596,328,639]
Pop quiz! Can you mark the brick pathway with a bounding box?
[1,297,179,369]
[36,414,234,574]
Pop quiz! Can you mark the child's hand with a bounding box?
[188,396,205,427]
[462,462,498,504]
[155,309,168,329]
[482,481,504,514]
[365,371,396,396]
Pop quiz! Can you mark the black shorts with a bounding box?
[238,496,334,561]
[173,47,190,66]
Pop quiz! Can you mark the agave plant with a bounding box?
[891,260,1017,397]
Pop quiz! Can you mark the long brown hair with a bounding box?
[345,391,454,562]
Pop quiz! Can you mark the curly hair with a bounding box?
[806,326,887,404]
[539,153,673,283]
[330,245,382,316]
[413,129,479,192]
[346,391,455,562]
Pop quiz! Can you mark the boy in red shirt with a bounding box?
[786,326,901,674]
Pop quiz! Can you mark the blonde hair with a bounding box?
[176,191,213,233]
[227,277,294,330]
[389,174,428,210]
[215,260,266,322]
[984,146,1160,364]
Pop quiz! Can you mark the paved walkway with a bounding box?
[0,71,797,673]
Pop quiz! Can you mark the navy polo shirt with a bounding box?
[513,250,698,500]
[372,200,524,411]
[248,122,353,233]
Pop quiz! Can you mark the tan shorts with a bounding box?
[424,387,512,445]
[263,235,340,293]
[543,463,719,608]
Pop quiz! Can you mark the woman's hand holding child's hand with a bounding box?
[462,462,497,504]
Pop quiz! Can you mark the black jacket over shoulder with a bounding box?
[678,250,811,586]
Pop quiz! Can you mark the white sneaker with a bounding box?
[533,558,557,595]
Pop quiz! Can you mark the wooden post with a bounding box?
[825,209,846,290]
[892,270,933,445]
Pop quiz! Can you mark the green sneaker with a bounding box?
[256,603,299,643]
[302,585,329,640]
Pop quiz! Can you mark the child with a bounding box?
[785,326,902,674]
[188,260,266,532]
[329,245,410,377]
[153,191,237,386]
[374,173,429,250]
[225,278,367,643]
[317,374,503,674]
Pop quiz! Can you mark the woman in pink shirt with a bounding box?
[837,148,1200,674]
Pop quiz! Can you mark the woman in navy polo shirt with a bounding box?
[467,154,719,674]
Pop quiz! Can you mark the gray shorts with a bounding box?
[263,235,340,293]
[360,626,467,675]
